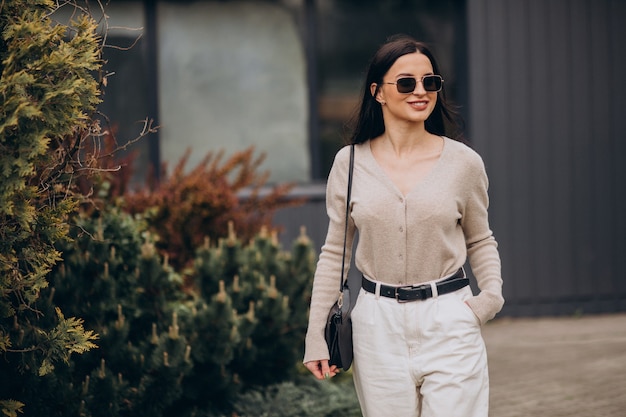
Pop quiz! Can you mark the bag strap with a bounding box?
[339,144,355,294]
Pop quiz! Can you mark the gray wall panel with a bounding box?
[610,0,626,297]
[527,0,556,300]
[467,0,626,316]
[588,0,616,296]
[547,0,576,299]
[506,0,535,300]
[271,184,327,252]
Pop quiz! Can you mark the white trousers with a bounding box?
[351,279,489,417]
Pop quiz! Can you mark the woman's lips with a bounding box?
[408,100,429,110]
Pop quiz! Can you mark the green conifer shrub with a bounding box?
[0,0,104,414]
[7,204,319,416]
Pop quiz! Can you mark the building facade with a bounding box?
[83,0,626,317]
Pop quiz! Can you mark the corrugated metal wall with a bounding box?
[467,0,626,316]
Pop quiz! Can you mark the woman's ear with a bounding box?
[370,83,385,105]
[370,82,378,97]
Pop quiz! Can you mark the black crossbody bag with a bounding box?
[324,144,355,371]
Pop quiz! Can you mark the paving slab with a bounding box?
[483,313,626,417]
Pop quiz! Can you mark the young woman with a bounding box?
[304,34,504,417]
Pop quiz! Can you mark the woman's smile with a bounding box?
[408,99,429,111]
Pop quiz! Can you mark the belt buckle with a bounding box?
[395,284,429,303]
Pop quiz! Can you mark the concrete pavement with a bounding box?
[483,313,626,417]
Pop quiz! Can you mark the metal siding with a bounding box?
[610,0,626,304]
[527,0,556,306]
[467,0,626,315]
[547,0,576,304]
[589,0,616,297]
[506,0,535,303]
[569,0,594,300]
[483,0,519,303]
[467,0,488,148]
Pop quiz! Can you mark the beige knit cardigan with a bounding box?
[303,137,504,364]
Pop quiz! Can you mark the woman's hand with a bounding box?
[304,359,339,380]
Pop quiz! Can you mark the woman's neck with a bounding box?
[378,123,437,157]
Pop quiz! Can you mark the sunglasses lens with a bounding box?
[396,78,416,93]
[423,75,442,92]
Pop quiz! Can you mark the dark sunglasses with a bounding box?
[383,75,444,93]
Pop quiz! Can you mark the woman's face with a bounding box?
[371,52,438,125]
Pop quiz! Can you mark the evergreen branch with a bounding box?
[74,166,121,173]
[0,331,10,352]
[0,399,25,417]
[95,117,158,160]
[37,307,98,376]
[4,346,39,354]
[102,32,143,51]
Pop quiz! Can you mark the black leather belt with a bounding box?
[361,268,468,302]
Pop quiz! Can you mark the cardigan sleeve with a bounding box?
[303,146,357,364]
[460,154,505,324]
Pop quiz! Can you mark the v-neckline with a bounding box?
[365,137,447,198]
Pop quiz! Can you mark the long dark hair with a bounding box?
[348,34,465,144]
